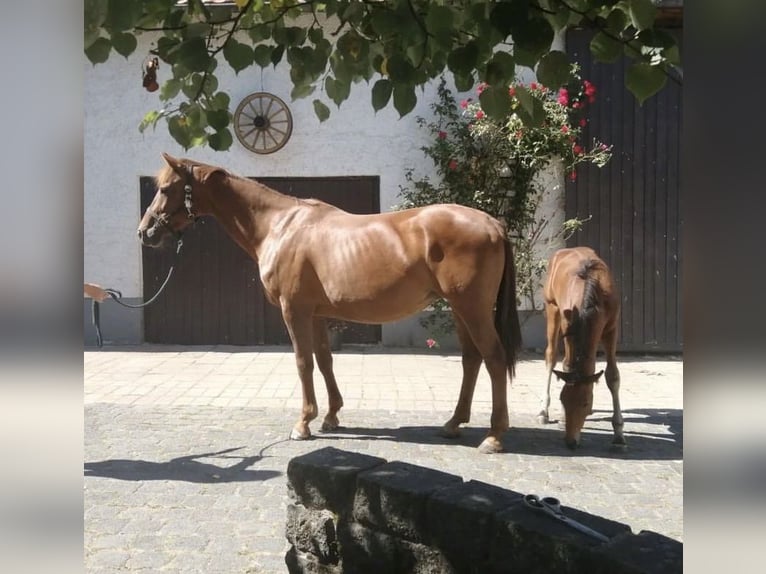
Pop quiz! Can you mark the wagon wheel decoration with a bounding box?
[233,92,293,154]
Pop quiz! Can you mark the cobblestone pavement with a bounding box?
[84,345,683,573]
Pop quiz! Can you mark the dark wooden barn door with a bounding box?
[140,176,381,345]
[565,28,682,352]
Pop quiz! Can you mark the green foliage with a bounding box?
[397,71,611,335]
[84,0,682,151]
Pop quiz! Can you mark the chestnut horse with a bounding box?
[537,247,625,449]
[137,154,522,453]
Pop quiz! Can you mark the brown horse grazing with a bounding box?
[137,154,522,453]
[537,247,625,450]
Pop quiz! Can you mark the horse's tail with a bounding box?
[495,238,523,378]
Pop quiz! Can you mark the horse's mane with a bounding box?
[575,259,607,319]
[154,163,329,208]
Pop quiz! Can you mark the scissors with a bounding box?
[523,494,610,543]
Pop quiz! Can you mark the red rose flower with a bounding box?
[561,125,569,133]
[573,144,583,155]
[569,170,577,181]
[572,102,581,109]
[509,86,516,97]
[448,159,458,171]
[438,131,447,140]
[460,99,468,109]
[557,88,569,106]
[579,118,587,128]
[475,110,485,119]
[530,82,538,90]
[477,82,488,95]
[584,80,596,97]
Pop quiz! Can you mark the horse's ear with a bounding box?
[588,370,605,384]
[161,152,185,174]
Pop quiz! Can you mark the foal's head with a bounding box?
[553,305,604,449]
[137,153,223,247]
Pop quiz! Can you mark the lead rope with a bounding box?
[91,238,184,347]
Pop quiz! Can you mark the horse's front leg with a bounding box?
[281,304,318,441]
[538,303,561,424]
[312,318,344,432]
[602,327,626,449]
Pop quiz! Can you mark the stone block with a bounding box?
[285,546,343,574]
[338,521,456,574]
[354,461,463,543]
[285,503,339,565]
[426,480,520,572]
[287,447,386,516]
[595,530,682,574]
[487,498,633,573]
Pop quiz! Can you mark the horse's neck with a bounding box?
[206,176,295,261]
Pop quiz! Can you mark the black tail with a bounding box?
[494,239,523,377]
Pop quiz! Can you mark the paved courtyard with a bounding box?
[84,345,683,573]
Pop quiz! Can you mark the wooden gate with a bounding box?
[565,28,682,352]
[140,176,381,345]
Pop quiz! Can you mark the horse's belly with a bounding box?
[315,282,438,324]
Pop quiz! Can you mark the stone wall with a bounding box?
[285,447,681,574]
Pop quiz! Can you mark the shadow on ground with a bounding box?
[317,408,682,461]
[84,446,282,483]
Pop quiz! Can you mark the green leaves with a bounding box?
[626,62,667,104]
[447,41,479,76]
[627,0,657,32]
[372,79,393,112]
[313,99,330,122]
[535,51,570,90]
[85,37,111,64]
[208,129,233,151]
[590,31,623,63]
[484,51,515,88]
[478,85,512,121]
[177,38,211,72]
[393,83,417,117]
[110,32,137,58]
[510,17,554,68]
[223,39,253,74]
[325,76,350,108]
[84,0,681,150]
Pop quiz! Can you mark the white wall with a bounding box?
[84,29,566,347]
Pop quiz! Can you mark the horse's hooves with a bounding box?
[610,441,627,452]
[536,414,549,425]
[320,420,339,433]
[478,437,503,454]
[289,428,311,441]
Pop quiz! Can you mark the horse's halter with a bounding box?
[146,165,197,241]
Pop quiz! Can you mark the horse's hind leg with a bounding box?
[312,318,344,432]
[442,312,483,438]
[602,326,626,448]
[281,304,319,441]
[538,302,561,424]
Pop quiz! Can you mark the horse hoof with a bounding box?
[610,441,627,452]
[320,420,339,433]
[478,437,503,454]
[290,428,311,441]
[536,413,549,425]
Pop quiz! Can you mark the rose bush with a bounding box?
[398,66,612,336]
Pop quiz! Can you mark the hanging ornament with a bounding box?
[142,56,159,93]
